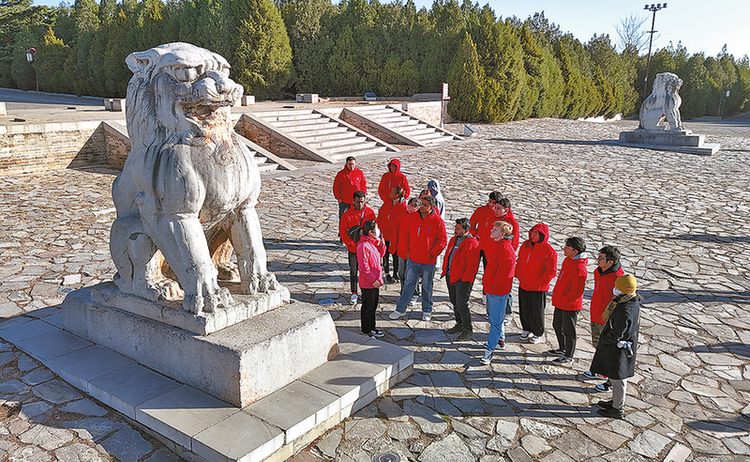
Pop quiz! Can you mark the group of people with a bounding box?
[332,157,641,419]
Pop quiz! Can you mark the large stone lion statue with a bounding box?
[110,42,277,315]
[639,72,684,131]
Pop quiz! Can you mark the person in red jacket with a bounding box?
[584,245,624,390]
[377,159,410,204]
[493,197,519,324]
[389,195,447,321]
[333,156,367,221]
[377,186,407,284]
[357,220,387,338]
[480,221,516,365]
[441,218,481,340]
[548,237,588,364]
[390,197,421,304]
[470,191,503,269]
[339,191,376,305]
[516,223,558,344]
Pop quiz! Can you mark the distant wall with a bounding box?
[0,121,108,177]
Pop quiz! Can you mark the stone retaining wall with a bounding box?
[0,120,132,177]
[0,121,107,176]
[236,115,314,161]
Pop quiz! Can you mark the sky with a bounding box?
[30,0,750,59]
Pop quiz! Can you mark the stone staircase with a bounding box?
[340,105,462,147]
[242,110,397,163]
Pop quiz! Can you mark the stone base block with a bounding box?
[0,102,6,116]
[619,129,720,155]
[62,285,338,407]
[241,95,255,106]
[91,282,291,335]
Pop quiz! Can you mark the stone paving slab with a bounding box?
[1,117,750,461]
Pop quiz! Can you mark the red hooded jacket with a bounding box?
[499,209,520,251]
[515,223,557,291]
[357,235,387,289]
[551,254,589,311]
[333,166,367,205]
[470,205,496,252]
[377,159,410,203]
[590,262,624,324]
[441,234,481,284]
[482,237,516,296]
[403,209,447,265]
[390,209,413,257]
[377,199,407,242]
[339,205,376,253]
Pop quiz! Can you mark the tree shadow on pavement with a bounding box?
[666,234,750,244]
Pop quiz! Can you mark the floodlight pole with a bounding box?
[642,3,667,101]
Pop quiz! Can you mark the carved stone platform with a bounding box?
[91,281,291,335]
[619,128,720,155]
[62,284,338,407]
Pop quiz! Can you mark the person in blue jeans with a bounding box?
[480,221,516,365]
[389,195,447,321]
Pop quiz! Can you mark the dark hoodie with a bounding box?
[515,223,557,292]
[378,159,410,203]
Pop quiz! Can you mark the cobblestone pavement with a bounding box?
[1,118,749,461]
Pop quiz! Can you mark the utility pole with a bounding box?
[643,3,667,101]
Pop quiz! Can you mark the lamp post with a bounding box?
[25,47,38,92]
[642,3,667,101]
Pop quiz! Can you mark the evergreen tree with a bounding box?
[680,53,712,119]
[34,26,71,92]
[0,0,56,87]
[446,32,484,122]
[279,0,335,92]
[421,0,464,92]
[231,0,293,99]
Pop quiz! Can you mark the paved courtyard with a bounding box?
[0,117,749,461]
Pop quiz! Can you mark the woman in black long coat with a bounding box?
[590,274,640,419]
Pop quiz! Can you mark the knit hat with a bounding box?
[615,274,637,294]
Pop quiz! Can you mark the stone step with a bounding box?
[282,122,342,133]
[291,126,353,138]
[399,126,437,137]
[253,110,316,120]
[270,116,329,128]
[307,135,368,149]
[321,140,377,155]
[294,131,359,143]
[329,145,388,160]
[384,119,421,127]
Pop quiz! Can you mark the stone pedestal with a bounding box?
[0,102,6,116]
[619,128,720,155]
[62,284,339,407]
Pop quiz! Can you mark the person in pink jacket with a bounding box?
[357,220,387,338]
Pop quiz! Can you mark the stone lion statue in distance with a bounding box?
[110,42,277,315]
[639,72,684,131]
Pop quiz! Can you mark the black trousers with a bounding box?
[553,308,579,358]
[447,278,473,331]
[382,242,398,276]
[360,287,379,333]
[348,251,359,294]
[518,288,546,336]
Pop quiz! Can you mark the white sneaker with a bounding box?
[479,349,492,365]
[528,334,543,344]
[409,299,419,307]
[520,331,531,340]
[389,310,405,320]
[503,315,512,326]
[349,294,358,305]
[422,312,432,322]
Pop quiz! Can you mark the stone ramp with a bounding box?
[0,309,412,462]
[238,110,398,164]
[341,104,462,147]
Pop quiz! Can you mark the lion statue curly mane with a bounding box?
[639,72,684,131]
[110,42,277,315]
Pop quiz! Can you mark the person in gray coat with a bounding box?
[590,274,640,419]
